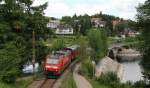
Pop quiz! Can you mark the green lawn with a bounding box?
[0,76,33,88]
[44,35,76,47]
[108,36,142,46]
[44,35,87,48]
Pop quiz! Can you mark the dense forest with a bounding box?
[0,0,51,83]
[137,0,150,86]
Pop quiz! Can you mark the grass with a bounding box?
[108,36,142,46]
[79,57,109,88]
[88,78,109,88]
[108,37,120,45]
[0,76,33,88]
[44,35,88,49]
[60,72,77,88]
[44,35,77,47]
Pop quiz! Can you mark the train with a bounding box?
[44,45,79,78]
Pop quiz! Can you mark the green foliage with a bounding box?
[76,37,89,62]
[0,76,33,88]
[95,72,141,88]
[89,78,109,88]
[124,37,139,43]
[114,20,138,35]
[60,12,124,36]
[87,28,108,62]
[1,68,18,83]
[137,0,150,84]
[61,16,72,25]
[52,38,65,51]
[79,14,92,35]
[61,14,92,35]
[80,59,94,78]
[60,72,76,88]
[133,80,145,88]
[0,42,23,83]
[114,21,128,34]
[97,72,120,85]
[0,0,50,83]
[36,44,49,62]
[92,12,120,35]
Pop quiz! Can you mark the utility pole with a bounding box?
[32,29,36,79]
[27,0,36,79]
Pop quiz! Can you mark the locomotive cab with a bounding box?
[44,50,72,77]
[44,45,79,78]
[45,55,61,76]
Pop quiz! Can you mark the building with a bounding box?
[47,19,60,29]
[91,18,106,28]
[55,25,74,35]
[122,28,140,37]
[112,20,120,29]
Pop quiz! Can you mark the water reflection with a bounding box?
[121,60,143,83]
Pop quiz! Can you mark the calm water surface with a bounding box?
[121,60,143,83]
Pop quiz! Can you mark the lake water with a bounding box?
[121,60,143,83]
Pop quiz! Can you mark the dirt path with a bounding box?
[73,64,93,88]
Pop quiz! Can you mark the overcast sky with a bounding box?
[32,0,146,20]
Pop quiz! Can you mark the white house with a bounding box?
[47,19,60,29]
[91,18,106,28]
[55,25,74,35]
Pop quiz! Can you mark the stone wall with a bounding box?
[117,49,142,62]
[95,57,123,80]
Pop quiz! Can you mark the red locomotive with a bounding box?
[44,45,79,77]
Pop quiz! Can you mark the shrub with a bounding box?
[133,80,145,88]
[0,42,22,83]
[80,59,94,78]
[52,38,65,51]
[1,68,18,83]
[97,72,119,86]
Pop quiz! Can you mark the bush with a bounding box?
[52,38,65,50]
[80,59,94,78]
[0,42,22,83]
[124,37,139,43]
[36,44,49,63]
[133,80,145,88]
[1,68,18,83]
[97,72,119,85]
[76,37,88,62]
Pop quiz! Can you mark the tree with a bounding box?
[61,16,72,25]
[137,0,150,86]
[137,0,150,69]
[91,13,121,36]
[87,28,108,62]
[79,14,92,35]
[52,38,65,51]
[0,42,25,83]
[115,21,128,34]
[0,0,49,83]
[76,37,88,62]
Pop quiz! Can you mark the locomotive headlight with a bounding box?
[53,66,58,69]
[45,65,51,68]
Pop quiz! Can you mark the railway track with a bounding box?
[38,59,79,88]
[39,79,56,88]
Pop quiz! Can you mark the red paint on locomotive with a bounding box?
[44,45,79,76]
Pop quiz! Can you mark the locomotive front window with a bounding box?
[47,59,59,64]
